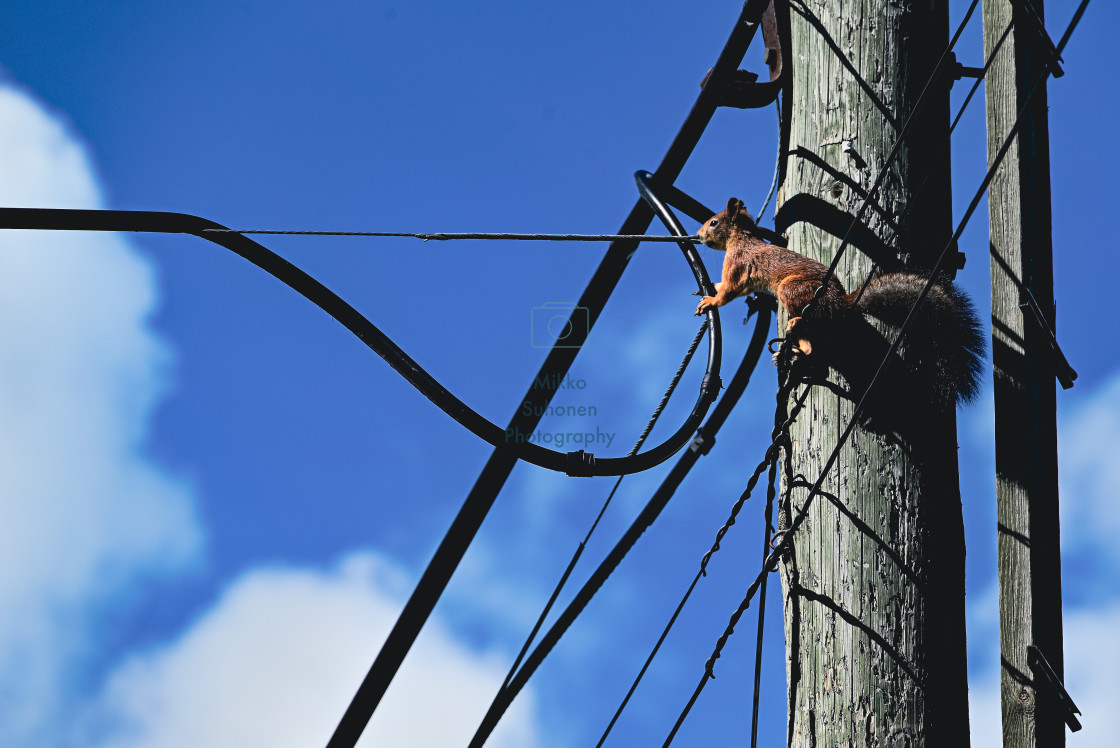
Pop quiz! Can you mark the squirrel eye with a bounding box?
[710,218,719,228]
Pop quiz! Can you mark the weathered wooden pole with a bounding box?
[775,1,970,744]
[983,1,1068,745]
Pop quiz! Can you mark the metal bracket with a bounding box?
[1027,645,1082,732]
[700,0,784,109]
[1018,286,1077,389]
[947,51,985,81]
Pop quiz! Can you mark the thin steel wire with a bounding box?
[202,229,703,242]
[499,321,709,693]
[755,99,783,222]
[596,381,810,747]
[749,432,783,747]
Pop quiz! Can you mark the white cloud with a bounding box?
[0,80,546,748]
[970,602,1120,747]
[1062,602,1120,745]
[91,552,542,748]
[1059,372,1120,561]
[969,667,1001,747]
[966,369,1120,746]
[0,84,203,743]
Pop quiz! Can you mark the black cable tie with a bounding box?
[564,450,597,477]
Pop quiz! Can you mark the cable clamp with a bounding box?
[1027,644,1082,732]
[744,293,778,325]
[564,450,597,478]
[1018,286,1077,389]
[699,0,784,110]
[746,293,778,314]
[689,427,715,456]
[700,373,723,404]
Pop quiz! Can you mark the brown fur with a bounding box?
[695,197,985,410]
[696,197,849,356]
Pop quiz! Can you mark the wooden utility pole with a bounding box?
[983,1,1069,745]
[776,1,969,745]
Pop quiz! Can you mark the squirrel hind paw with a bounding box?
[772,337,812,369]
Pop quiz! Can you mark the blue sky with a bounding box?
[0,1,1117,745]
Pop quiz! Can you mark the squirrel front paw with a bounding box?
[695,296,719,316]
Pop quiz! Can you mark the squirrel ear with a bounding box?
[726,197,751,222]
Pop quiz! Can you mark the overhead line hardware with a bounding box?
[1027,644,1083,732]
[947,51,986,80]
[1019,285,1077,388]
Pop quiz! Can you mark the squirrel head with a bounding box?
[697,197,757,250]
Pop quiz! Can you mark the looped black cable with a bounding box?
[0,206,719,478]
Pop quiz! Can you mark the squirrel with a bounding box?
[695,197,984,411]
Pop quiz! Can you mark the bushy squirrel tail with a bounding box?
[851,273,985,409]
